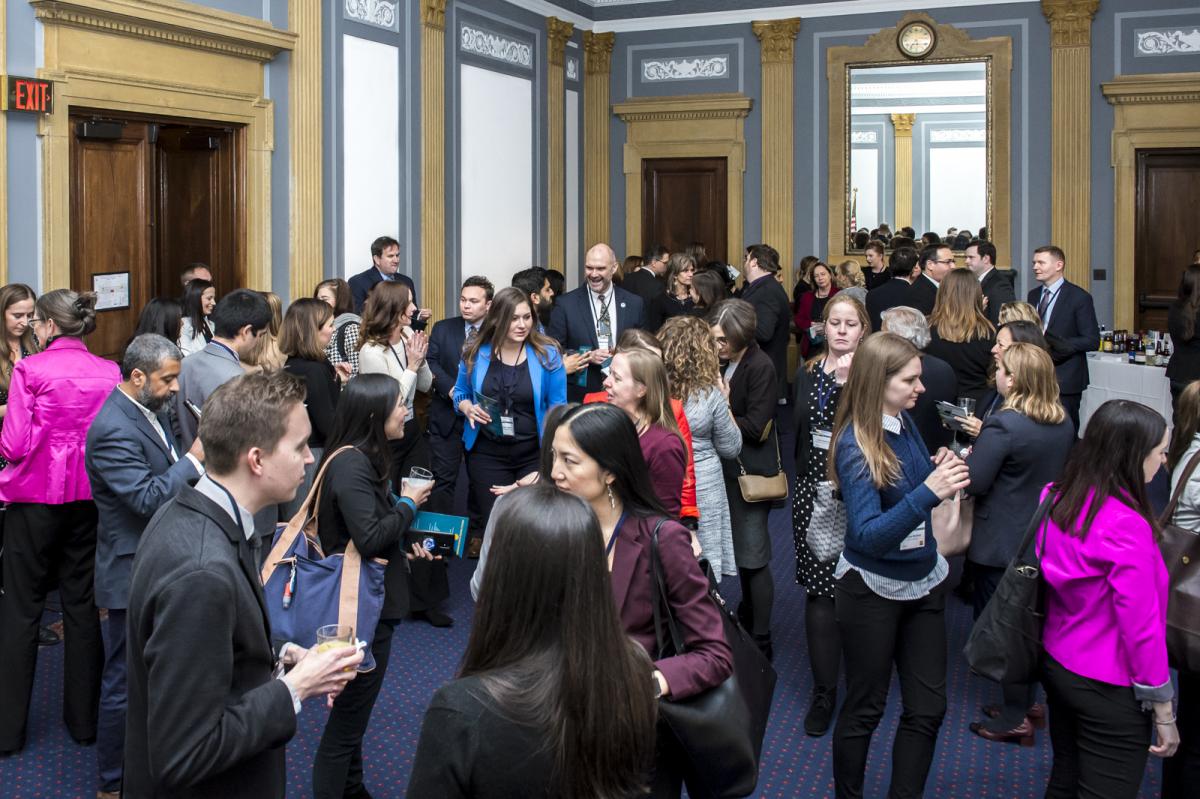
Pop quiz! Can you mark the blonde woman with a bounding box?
[829,332,969,798]
[646,253,698,331]
[835,259,868,305]
[963,342,1074,745]
[241,291,286,373]
[925,268,996,400]
[997,300,1041,327]
[659,316,742,576]
[603,347,687,519]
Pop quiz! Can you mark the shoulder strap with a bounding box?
[336,322,351,361]
[1162,447,1200,525]
[1015,492,1056,565]
[648,518,685,658]
[259,445,357,584]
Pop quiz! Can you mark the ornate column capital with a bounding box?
[1041,0,1099,47]
[752,18,801,64]
[890,113,915,135]
[421,0,446,30]
[547,16,574,67]
[583,30,615,75]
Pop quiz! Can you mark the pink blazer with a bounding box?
[1037,486,1170,693]
[0,338,121,504]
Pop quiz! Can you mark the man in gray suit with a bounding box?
[87,334,205,798]
[174,289,272,449]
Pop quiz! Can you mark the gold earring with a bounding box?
[607,484,615,509]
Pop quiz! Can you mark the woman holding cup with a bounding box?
[310,374,434,799]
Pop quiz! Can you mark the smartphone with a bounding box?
[935,401,969,432]
[185,399,203,420]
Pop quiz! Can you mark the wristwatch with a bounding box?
[652,674,664,699]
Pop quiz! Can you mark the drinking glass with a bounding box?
[315,624,355,654]
[957,397,976,416]
[404,466,434,493]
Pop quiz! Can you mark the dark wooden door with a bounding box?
[642,157,727,261]
[155,126,241,297]
[70,118,154,360]
[1136,148,1200,331]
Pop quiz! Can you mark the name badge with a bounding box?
[597,335,611,352]
[501,415,515,437]
[811,427,832,450]
[899,527,926,551]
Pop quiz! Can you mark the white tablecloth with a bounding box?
[1079,353,1173,433]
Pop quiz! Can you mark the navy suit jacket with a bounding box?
[426,316,468,438]
[546,284,644,400]
[348,266,417,314]
[1028,280,1099,395]
[88,388,201,609]
[866,277,915,333]
[980,268,1016,326]
[908,274,939,316]
[739,274,792,400]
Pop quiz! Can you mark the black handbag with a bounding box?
[1158,449,1200,672]
[649,523,777,799]
[963,494,1054,684]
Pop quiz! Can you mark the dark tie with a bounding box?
[1037,288,1051,321]
[463,325,478,355]
[597,292,611,329]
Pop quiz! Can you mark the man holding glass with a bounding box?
[123,372,363,799]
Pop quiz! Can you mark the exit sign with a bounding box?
[7,76,52,114]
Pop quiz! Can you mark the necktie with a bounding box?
[597,292,611,329]
[463,325,478,355]
[1037,288,1051,321]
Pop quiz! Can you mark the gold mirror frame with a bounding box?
[827,13,1011,267]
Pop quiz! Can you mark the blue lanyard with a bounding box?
[605,512,628,557]
[815,363,837,415]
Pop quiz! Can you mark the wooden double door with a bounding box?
[69,112,244,358]
[641,157,728,262]
[1135,148,1200,331]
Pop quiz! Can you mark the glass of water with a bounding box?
[403,467,434,493]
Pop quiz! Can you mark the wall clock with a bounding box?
[897,21,936,59]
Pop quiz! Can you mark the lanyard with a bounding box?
[591,290,612,333]
[605,512,628,557]
[815,363,837,415]
[496,348,526,414]
[209,478,247,541]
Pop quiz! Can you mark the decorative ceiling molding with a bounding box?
[30,0,295,62]
[642,56,728,83]
[1136,28,1200,56]
[459,24,533,68]
[1102,72,1200,105]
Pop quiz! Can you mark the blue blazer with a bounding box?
[452,342,567,450]
[86,387,202,609]
[1027,280,1099,395]
[546,285,644,400]
[426,316,468,438]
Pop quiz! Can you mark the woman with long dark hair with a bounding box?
[959,319,1051,438]
[0,290,120,754]
[317,278,363,377]
[310,374,434,798]
[1167,264,1200,419]
[550,403,731,798]
[411,483,658,797]
[691,269,726,316]
[131,297,183,344]
[178,278,215,357]
[1038,400,1178,798]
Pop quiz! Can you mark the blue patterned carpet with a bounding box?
[0,426,1166,797]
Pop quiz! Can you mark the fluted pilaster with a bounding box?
[891,113,915,230]
[546,17,574,270]
[421,0,447,316]
[583,31,615,252]
[288,0,321,300]
[1042,0,1098,286]
[752,18,800,287]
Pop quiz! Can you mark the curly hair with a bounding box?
[658,315,721,405]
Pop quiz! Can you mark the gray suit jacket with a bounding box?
[87,388,201,609]
[174,341,244,449]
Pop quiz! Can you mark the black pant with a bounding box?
[0,501,104,750]
[391,421,448,612]
[465,435,540,531]
[1042,656,1150,799]
[427,422,483,541]
[1163,668,1200,798]
[833,569,947,799]
[649,716,702,798]
[312,619,397,798]
[1061,393,1082,434]
[96,608,127,791]
[972,562,1037,728]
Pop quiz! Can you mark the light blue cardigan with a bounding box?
[451,342,566,450]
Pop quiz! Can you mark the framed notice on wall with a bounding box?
[93,271,131,311]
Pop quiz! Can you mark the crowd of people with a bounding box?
[0,232,1195,799]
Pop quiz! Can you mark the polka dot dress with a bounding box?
[792,364,841,599]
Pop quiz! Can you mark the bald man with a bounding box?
[547,243,645,401]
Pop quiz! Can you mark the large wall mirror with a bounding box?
[828,14,1011,265]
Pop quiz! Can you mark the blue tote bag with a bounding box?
[259,446,387,672]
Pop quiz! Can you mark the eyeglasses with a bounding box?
[933,259,956,265]
[30,317,45,324]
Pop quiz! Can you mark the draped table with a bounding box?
[1079,353,1173,433]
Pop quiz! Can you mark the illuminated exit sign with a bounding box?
[7,76,52,113]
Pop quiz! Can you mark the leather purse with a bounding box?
[932,491,974,557]
[649,522,776,799]
[1159,449,1200,673]
[736,421,788,503]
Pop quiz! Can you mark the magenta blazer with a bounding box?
[1037,486,1171,695]
[610,514,732,699]
[0,337,121,504]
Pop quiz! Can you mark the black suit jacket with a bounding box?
[546,284,644,400]
[866,278,915,333]
[426,316,468,438]
[908,274,939,316]
[1166,303,1200,385]
[87,389,201,610]
[722,344,779,481]
[980,268,1016,326]
[739,275,791,400]
[965,409,1075,567]
[348,267,417,314]
[1028,281,1099,395]
[621,268,666,305]
[125,488,296,799]
[912,353,958,454]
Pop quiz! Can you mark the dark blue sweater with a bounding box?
[834,413,940,581]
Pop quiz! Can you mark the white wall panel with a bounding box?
[565,88,580,290]
[460,64,533,290]
[849,149,879,233]
[343,35,400,276]
[929,147,986,236]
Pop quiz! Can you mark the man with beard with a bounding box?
[86,333,205,799]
